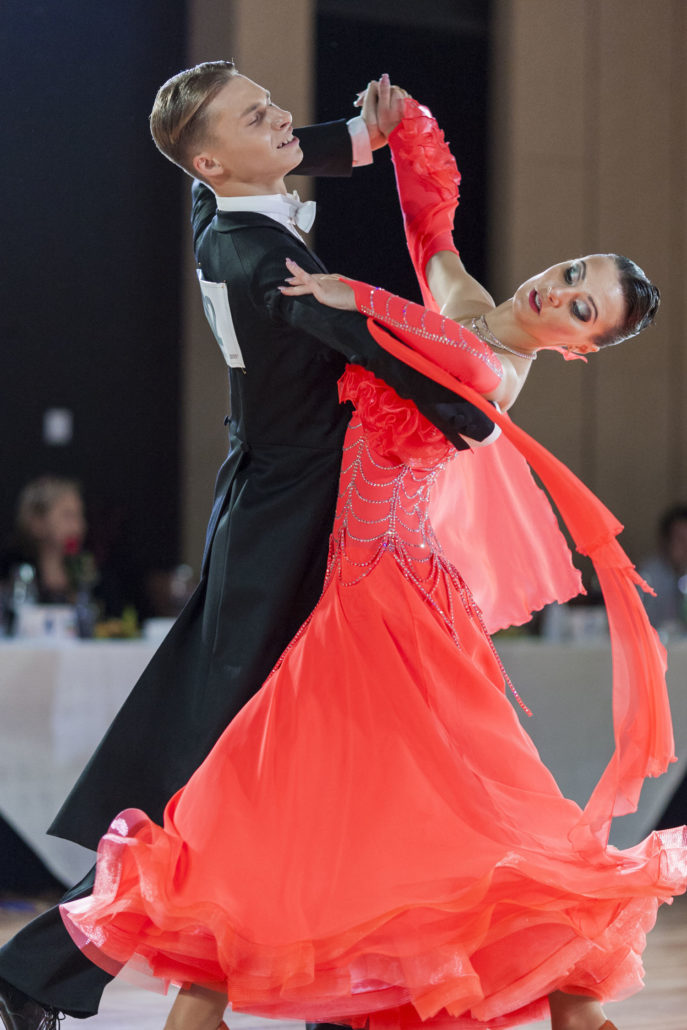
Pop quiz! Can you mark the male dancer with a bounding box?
[0,64,495,1030]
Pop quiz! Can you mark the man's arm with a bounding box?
[295,73,402,175]
[292,120,354,178]
[277,293,496,450]
[248,239,496,449]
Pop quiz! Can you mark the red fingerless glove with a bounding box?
[388,99,461,310]
[341,277,503,395]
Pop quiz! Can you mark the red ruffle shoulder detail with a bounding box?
[339,365,452,467]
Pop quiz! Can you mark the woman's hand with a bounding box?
[279,259,357,310]
[355,73,409,139]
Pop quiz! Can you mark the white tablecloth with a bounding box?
[0,638,686,885]
[498,638,687,848]
[0,640,157,884]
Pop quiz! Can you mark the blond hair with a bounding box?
[150,60,237,177]
[16,476,81,541]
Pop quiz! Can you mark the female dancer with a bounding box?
[60,98,685,1030]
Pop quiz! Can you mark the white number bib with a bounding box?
[196,272,246,370]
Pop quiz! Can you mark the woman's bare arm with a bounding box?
[424,253,532,410]
[426,251,495,321]
[370,87,534,410]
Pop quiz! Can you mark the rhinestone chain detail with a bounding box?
[358,288,504,377]
[271,414,531,715]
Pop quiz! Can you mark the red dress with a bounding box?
[61,103,687,1029]
[62,364,686,1029]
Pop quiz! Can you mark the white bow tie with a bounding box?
[285,191,317,233]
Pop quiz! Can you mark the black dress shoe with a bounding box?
[0,979,61,1030]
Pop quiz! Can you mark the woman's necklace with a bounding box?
[470,313,537,361]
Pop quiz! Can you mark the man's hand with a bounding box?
[355,73,409,149]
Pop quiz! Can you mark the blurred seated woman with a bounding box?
[0,476,88,605]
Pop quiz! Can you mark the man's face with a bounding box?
[194,74,302,194]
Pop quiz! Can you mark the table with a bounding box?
[0,640,157,884]
[1,638,686,885]
[497,638,687,848]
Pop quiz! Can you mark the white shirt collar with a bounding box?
[215,191,314,239]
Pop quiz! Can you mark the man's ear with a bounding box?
[192,152,226,182]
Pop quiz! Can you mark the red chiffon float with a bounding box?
[62,362,687,1030]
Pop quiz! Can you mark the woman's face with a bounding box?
[512,254,626,353]
[35,490,87,551]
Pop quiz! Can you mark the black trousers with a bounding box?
[0,867,111,1018]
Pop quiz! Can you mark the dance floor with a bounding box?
[1,893,685,1029]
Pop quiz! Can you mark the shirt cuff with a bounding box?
[463,422,502,448]
[461,403,502,448]
[347,115,373,167]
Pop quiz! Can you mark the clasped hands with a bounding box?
[357,72,410,148]
[280,75,412,303]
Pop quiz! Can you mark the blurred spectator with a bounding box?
[0,476,127,620]
[638,504,687,634]
[0,476,87,604]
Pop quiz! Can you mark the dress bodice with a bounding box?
[326,367,475,644]
[332,366,450,554]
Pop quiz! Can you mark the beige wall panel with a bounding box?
[669,0,687,498]
[491,0,686,561]
[230,1,314,126]
[591,0,675,558]
[490,0,589,473]
[181,0,314,570]
[490,0,589,293]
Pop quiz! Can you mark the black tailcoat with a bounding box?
[0,120,494,1017]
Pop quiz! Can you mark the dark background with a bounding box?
[1,0,489,597]
[2,1,187,599]
[314,1,490,296]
